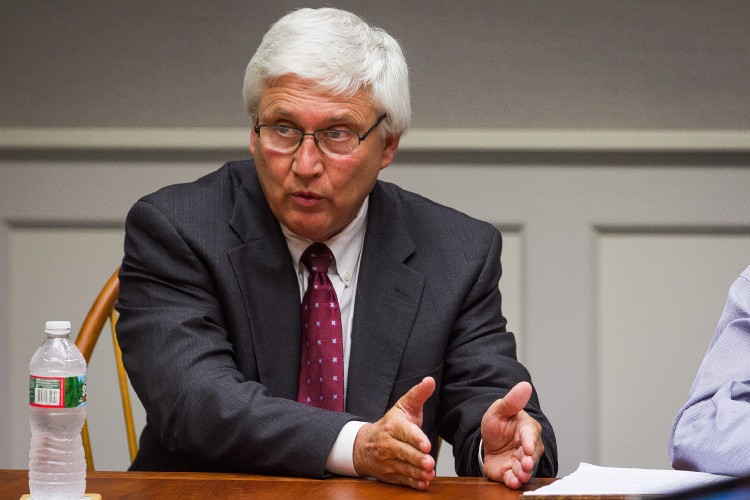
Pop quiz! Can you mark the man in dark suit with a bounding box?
[116,7,557,490]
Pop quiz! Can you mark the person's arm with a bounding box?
[328,225,556,490]
[437,228,558,481]
[117,199,356,477]
[670,270,750,476]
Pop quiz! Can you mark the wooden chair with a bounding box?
[74,267,138,471]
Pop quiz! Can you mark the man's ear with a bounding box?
[380,133,401,170]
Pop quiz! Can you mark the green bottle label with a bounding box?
[29,375,87,408]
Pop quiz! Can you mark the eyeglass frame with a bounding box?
[253,113,388,156]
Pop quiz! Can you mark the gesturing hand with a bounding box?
[352,376,437,490]
[480,381,544,489]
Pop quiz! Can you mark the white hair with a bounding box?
[243,8,410,136]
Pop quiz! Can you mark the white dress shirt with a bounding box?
[281,198,369,476]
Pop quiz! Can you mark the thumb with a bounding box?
[398,376,436,417]
[489,381,532,420]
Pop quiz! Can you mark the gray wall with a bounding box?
[2,0,749,478]
[2,0,749,129]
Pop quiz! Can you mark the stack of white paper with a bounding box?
[525,462,732,496]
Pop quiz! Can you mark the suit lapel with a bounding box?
[225,168,426,414]
[346,183,425,421]
[227,164,301,400]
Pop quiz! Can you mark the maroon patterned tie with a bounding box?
[297,243,345,411]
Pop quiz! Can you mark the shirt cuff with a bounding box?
[325,420,367,476]
[477,437,486,476]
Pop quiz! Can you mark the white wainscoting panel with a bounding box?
[8,227,147,471]
[597,233,750,469]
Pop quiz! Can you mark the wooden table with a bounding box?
[1,469,554,499]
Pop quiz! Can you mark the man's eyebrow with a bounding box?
[262,110,361,127]
[262,108,294,119]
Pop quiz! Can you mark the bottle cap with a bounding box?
[45,320,72,336]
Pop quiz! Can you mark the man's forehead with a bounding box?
[258,78,376,122]
[263,108,362,126]
[260,74,372,103]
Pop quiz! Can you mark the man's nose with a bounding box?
[292,134,323,175]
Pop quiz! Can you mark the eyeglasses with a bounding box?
[254,113,387,156]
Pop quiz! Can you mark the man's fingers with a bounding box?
[513,455,533,481]
[488,381,532,420]
[480,382,544,489]
[353,400,435,490]
[394,377,435,454]
[390,453,436,479]
[387,418,431,454]
[520,452,537,473]
[519,416,544,456]
[398,376,436,416]
[384,454,436,491]
[352,378,438,490]
[503,468,522,490]
[389,431,433,468]
[353,413,436,490]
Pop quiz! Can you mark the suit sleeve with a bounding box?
[116,199,356,476]
[438,228,558,477]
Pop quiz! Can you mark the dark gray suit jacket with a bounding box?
[116,159,557,478]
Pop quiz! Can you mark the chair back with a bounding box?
[74,267,138,470]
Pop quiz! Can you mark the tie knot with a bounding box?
[301,243,334,274]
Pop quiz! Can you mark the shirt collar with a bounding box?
[282,197,368,285]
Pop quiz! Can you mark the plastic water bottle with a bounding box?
[29,321,87,499]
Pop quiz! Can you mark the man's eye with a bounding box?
[275,126,298,138]
[322,130,352,141]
